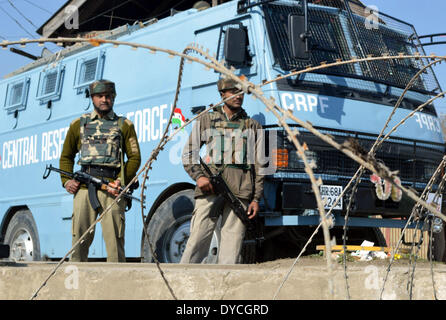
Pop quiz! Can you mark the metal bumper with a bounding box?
[265,214,423,229]
[261,179,445,227]
[279,181,440,217]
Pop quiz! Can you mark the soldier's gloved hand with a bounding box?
[247,201,259,219]
[196,176,214,194]
[65,179,80,194]
[107,179,121,196]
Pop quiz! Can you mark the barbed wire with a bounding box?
[429,219,439,300]
[340,58,446,299]
[379,157,446,299]
[1,37,445,300]
[408,161,446,299]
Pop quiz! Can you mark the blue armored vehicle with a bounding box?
[0,0,445,263]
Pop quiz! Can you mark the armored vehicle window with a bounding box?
[263,2,439,96]
[37,65,65,104]
[4,77,30,113]
[73,51,105,93]
[82,58,97,83]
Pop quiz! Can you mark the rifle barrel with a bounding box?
[43,164,143,205]
[51,166,75,178]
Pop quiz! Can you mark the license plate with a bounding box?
[319,185,343,210]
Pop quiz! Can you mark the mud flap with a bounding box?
[0,244,10,258]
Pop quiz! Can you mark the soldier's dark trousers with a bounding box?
[71,189,126,262]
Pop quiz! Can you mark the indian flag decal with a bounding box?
[172,108,186,128]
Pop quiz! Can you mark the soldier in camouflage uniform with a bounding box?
[180,76,264,264]
[60,80,141,262]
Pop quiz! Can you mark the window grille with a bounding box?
[4,77,30,113]
[73,51,105,93]
[263,1,440,95]
[37,65,64,103]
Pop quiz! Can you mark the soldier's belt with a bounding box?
[212,163,252,171]
[81,165,119,179]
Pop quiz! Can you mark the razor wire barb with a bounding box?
[380,156,446,299]
[407,159,446,299]
[406,218,424,299]
[2,37,444,300]
[429,219,439,300]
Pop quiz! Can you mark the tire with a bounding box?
[430,226,446,262]
[239,220,260,264]
[367,228,387,247]
[344,227,387,247]
[141,189,220,263]
[4,209,41,261]
[240,241,256,263]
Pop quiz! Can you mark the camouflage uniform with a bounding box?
[180,77,264,264]
[60,80,141,262]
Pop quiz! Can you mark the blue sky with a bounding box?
[0,0,445,112]
[0,0,65,76]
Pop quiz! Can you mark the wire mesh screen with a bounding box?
[43,72,58,95]
[275,128,445,186]
[81,58,98,83]
[262,0,441,95]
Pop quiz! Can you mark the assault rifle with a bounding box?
[43,164,141,212]
[199,157,255,234]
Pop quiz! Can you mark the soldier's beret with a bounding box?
[89,80,116,96]
[217,75,246,91]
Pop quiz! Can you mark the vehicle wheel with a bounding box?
[240,240,256,263]
[430,225,446,262]
[141,189,219,263]
[239,220,260,264]
[4,209,41,261]
[366,227,387,247]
